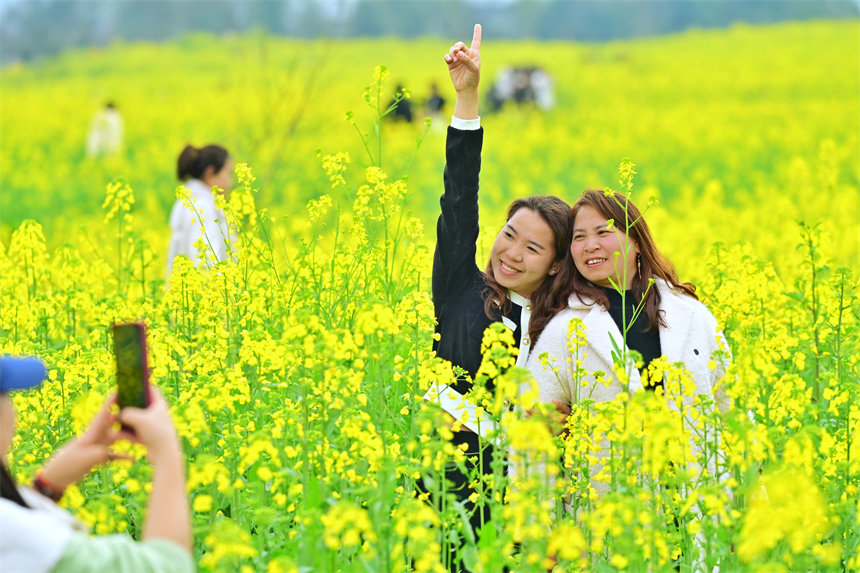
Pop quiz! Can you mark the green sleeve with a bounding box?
[51,533,194,573]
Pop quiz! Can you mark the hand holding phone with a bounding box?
[113,322,151,413]
[39,396,130,492]
[117,385,183,464]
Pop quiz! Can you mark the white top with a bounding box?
[86,108,123,157]
[166,178,233,279]
[517,279,731,501]
[0,489,82,573]
[526,279,730,410]
[0,488,193,573]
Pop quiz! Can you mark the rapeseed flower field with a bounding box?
[1,20,858,572]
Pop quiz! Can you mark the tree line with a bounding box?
[1,0,857,64]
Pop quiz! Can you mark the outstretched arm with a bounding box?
[445,24,482,120]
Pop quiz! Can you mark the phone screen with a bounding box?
[113,322,150,409]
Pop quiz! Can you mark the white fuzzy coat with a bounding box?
[513,278,731,515]
[515,278,730,569]
[526,279,730,411]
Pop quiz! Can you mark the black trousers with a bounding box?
[421,430,503,573]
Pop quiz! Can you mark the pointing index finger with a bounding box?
[471,23,482,52]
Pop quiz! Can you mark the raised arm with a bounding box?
[118,387,190,551]
[432,25,486,306]
[445,23,482,119]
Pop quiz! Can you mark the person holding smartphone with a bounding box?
[0,355,192,573]
[422,24,572,572]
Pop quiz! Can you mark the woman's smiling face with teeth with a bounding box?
[490,207,557,298]
[571,205,639,289]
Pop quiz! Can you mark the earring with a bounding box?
[637,254,642,278]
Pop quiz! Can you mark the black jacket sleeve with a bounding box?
[432,126,484,307]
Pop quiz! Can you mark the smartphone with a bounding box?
[112,322,151,412]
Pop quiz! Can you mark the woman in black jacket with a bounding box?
[423,24,572,572]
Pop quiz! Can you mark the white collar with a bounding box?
[508,290,530,307]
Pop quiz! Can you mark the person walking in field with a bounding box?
[166,143,235,280]
[387,84,414,123]
[421,24,572,572]
[424,82,447,119]
[86,101,123,157]
[0,356,192,573]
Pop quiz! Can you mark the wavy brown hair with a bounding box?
[545,189,696,334]
[481,195,573,344]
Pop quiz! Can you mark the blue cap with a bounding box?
[0,356,48,394]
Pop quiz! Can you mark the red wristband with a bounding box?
[33,472,64,502]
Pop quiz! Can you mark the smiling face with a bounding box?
[490,207,558,298]
[571,205,639,290]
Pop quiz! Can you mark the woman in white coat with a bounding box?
[166,143,235,279]
[523,189,730,494]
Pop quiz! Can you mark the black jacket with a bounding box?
[432,126,524,395]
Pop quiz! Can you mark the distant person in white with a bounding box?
[86,101,123,157]
[166,143,234,280]
[530,68,555,111]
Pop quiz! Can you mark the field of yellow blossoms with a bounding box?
[1,20,859,572]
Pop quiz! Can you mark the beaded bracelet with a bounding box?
[32,472,64,502]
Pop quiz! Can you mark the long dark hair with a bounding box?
[548,189,696,332]
[1,460,29,508]
[176,143,229,182]
[481,195,573,344]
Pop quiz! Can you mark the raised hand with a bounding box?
[445,23,482,94]
[118,385,182,466]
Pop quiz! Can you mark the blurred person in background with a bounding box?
[86,101,123,157]
[424,82,446,118]
[0,355,192,573]
[421,24,571,572]
[166,143,235,280]
[387,84,414,122]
